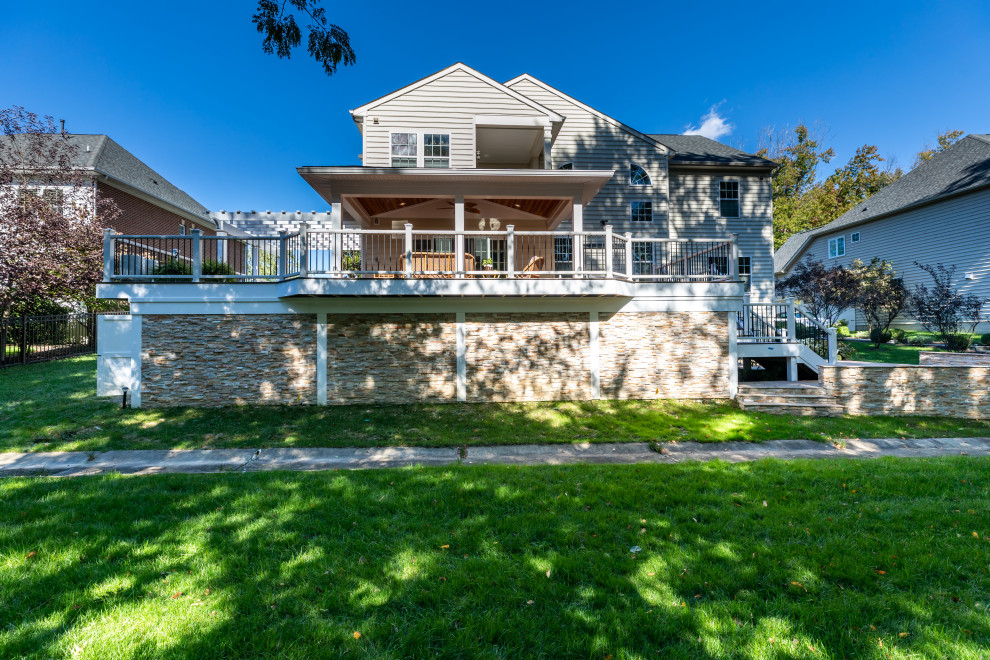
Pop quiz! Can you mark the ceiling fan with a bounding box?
[440,200,481,214]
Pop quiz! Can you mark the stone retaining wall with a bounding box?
[918,352,990,366]
[820,364,990,418]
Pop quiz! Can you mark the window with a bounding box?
[468,236,506,270]
[413,236,454,252]
[719,180,740,217]
[708,256,729,276]
[738,256,752,291]
[630,164,651,186]
[851,232,860,243]
[42,188,64,214]
[557,162,573,170]
[630,201,653,222]
[553,236,573,273]
[390,133,418,167]
[423,134,449,168]
[633,243,654,275]
[179,225,186,235]
[828,236,845,258]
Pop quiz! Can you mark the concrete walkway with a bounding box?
[1,437,988,478]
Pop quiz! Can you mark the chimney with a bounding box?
[60,119,65,133]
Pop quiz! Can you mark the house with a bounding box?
[95,62,784,408]
[775,133,990,332]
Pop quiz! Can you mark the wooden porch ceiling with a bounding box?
[352,196,566,220]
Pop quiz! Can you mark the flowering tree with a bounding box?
[0,106,120,317]
[776,257,859,326]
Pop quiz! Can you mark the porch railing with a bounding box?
[103,225,740,284]
[738,299,838,364]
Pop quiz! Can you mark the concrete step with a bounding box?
[739,401,844,417]
[737,387,827,397]
[738,394,837,405]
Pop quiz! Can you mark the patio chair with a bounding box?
[518,256,545,278]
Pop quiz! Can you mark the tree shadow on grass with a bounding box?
[2,459,990,658]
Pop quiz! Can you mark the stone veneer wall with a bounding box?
[465,312,591,402]
[820,365,990,418]
[142,314,317,407]
[326,314,457,404]
[599,311,730,399]
[918,352,990,367]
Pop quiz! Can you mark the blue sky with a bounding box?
[4,0,989,210]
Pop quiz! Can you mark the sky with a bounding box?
[3,0,990,211]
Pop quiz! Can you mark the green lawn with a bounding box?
[2,458,989,658]
[2,355,989,453]
[840,340,938,365]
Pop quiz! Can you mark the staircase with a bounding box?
[737,381,844,416]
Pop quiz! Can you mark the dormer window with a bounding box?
[423,134,450,167]
[630,164,651,186]
[391,133,418,167]
[557,162,573,170]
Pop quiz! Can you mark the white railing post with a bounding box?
[624,232,633,280]
[574,229,584,276]
[729,232,739,281]
[787,297,797,341]
[604,224,613,278]
[278,230,287,278]
[251,241,260,278]
[455,229,465,278]
[506,225,515,278]
[827,326,838,364]
[191,229,201,283]
[102,228,115,281]
[298,222,309,277]
[404,223,413,276]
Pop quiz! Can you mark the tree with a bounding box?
[253,0,355,76]
[776,257,859,326]
[852,258,908,348]
[908,262,987,342]
[913,129,964,169]
[0,106,120,317]
[824,144,901,219]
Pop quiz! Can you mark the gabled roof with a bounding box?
[775,134,990,273]
[350,63,563,123]
[5,133,212,225]
[649,134,777,168]
[504,73,669,152]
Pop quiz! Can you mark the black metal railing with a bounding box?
[0,312,125,368]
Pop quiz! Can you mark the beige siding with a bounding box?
[668,170,775,301]
[797,186,990,329]
[362,69,550,169]
[507,78,670,237]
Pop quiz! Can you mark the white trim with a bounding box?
[851,231,860,243]
[474,115,549,128]
[589,311,600,399]
[827,236,846,258]
[317,312,327,405]
[503,74,670,152]
[456,312,466,401]
[718,179,741,218]
[351,63,563,122]
[630,199,654,223]
[629,163,652,187]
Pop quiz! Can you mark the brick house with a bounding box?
[97,63,795,408]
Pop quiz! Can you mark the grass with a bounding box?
[2,458,990,658]
[2,355,990,453]
[840,340,938,365]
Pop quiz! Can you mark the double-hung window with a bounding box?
[423,134,449,167]
[633,243,654,275]
[738,256,752,291]
[719,181,740,217]
[391,133,418,167]
[630,200,653,222]
[828,236,845,258]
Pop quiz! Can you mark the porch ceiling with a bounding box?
[353,196,566,222]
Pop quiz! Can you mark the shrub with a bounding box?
[153,259,192,277]
[870,328,892,345]
[153,259,235,281]
[907,334,930,346]
[853,258,908,348]
[981,333,990,347]
[837,342,859,360]
[944,334,972,352]
[890,328,907,343]
[835,324,852,338]
[909,262,988,342]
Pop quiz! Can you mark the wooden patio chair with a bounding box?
[518,256,545,278]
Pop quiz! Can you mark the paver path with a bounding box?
[1,437,988,477]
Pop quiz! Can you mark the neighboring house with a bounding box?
[96,62,783,408]
[775,134,990,332]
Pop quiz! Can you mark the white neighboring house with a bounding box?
[775,134,990,333]
[96,63,796,409]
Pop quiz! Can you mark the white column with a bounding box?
[102,228,115,281]
[604,224,613,278]
[787,357,799,382]
[454,195,465,277]
[317,312,327,405]
[191,228,201,282]
[456,312,466,401]
[728,312,738,398]
[298,222,309,278]
[589,311,600,399]
[543,126,553,169]
[331,194,343,275]
[506,224,515,278]
[786,297,797,341]
[572,198,583,276]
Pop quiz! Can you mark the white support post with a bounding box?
[506,224,515,278]
[572,198,584,276]
[624,232,633,280]
[278,230,287,278]
[728,311,739,398]
[454,196,465,277]
[589,311,600,399]
[317,312,327,405]
[251,241,260,278]
[786,297,797,341]
[729,232,739,281]
[456,312,466,401]
[216,231,227,266]
[604,224,613,278]
[787,357,799,382]
[827,327,838,364]
[102,228,115,281]
[298,222,309,278]
[404,223,413,276]
[543,126,553,169]
[331,194,343,275]
[191,229,201,283]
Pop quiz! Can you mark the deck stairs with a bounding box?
[736,381,843,416]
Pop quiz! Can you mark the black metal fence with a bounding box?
[0,312,119,368]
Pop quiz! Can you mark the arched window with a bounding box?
[630,164,651,186]
[557,162,573,170]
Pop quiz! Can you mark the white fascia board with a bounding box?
[350,63,563,123]
[474,115,551,128]
[504,74,669,153]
